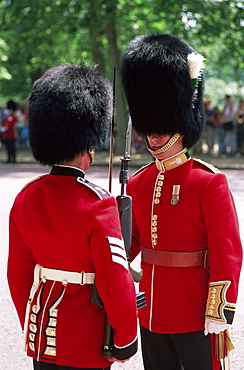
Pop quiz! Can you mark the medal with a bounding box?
[171,185,180,205]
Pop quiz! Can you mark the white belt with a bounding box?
[23,265,95,351]
[40,267,95,285]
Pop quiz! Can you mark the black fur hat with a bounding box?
[28,63,113,166]
[7,100,17,111]
[120,33,205,149]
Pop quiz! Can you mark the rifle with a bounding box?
[93,68,146,358]
[116,117,143,282]
[102,115,146,359]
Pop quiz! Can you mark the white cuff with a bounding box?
[204,319,231,335]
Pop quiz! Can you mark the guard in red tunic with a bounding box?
[7,63,138,370]
[120,33,243,370]
[0,99,18,163]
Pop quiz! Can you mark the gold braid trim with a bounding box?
[205,281,235,323]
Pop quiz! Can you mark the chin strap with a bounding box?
[146,132,181,155]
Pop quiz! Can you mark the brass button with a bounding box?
[51,309,58,317]
[154,198,160,204]
[152,215,158,220]
[208,310,213,315]
[30,314,36,323]
[32,305,38,313]
[29,323,37,333]
[156,186,161,192]
[29,333,35,341]
[211,288,217,293]
[29,342,35,351]
[157,181,163,186]
[48,318,57,327]
[152,227,157,232]
[158,175,165,180]
[155,192,161,198]
[152,221,157,226]
[152,233,158,239]
[47,337,56,346]
[46,327,56,336]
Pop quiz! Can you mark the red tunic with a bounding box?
[127,156,242,334]
[8,165,138,368]
[2,113,17,139]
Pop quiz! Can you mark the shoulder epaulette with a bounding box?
[132,161,155,177]
[194,158,221,174]
[21,175,47,192]
[77,177,110,199]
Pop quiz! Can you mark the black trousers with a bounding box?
[5,138,16,162]
[140,326,221,370]
[33,359,110,370]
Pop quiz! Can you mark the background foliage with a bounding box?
[0,0,243,153]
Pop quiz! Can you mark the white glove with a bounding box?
[204,319,231,336]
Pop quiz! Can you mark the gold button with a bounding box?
[152,221,157,226]
[209,305,214,310]
[158,175,165,180]
[32,305,38,313]
[152,233,158,239]
[208,310,213,315]
[152,241,158,246]
[211,294,216,299]
[47,337,56,346]
[157,181,163,186]
[210,300,215,305]
[51,309,58,317]
[49,318,57,327]
[29,323,37,333]
[154,198,160,204]
[155,192,161,198]
[211,288,217,293]
[152,227,157,232]
[152,215,158,220]
[29,333,35,341]
[29,342,35,351]
[30,314,36,323]
[156,186,161,192]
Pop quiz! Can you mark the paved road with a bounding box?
[0,163,243,369]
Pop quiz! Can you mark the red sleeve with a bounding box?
[202,172,242,307]
[7,205,36,328]
[89,196,138,358]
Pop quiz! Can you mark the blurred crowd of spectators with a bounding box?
[194,95,244,157]
[0,95,243,163]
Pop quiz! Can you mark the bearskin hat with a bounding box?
[28,63,113,166]
[120,33,205,149]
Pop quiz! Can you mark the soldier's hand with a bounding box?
[204,319,231,335]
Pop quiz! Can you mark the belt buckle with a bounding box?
[80,271,85,285]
